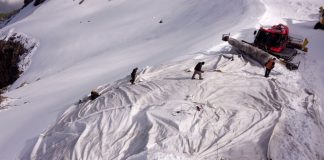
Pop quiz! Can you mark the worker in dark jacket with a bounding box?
[265,58,275,77]
[192,62,205,80]
[130,67,138,84]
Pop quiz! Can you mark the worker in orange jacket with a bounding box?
[265,58,276,77]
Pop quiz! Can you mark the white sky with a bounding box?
[0,0,24,13]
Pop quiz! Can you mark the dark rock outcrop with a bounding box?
[0,89,4,104]
[34,0,46,6]
[24,0,46,7]
[0,38,27,89]
[24,0,33,7]
[90,91,100,100]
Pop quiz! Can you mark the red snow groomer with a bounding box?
[253,24,308,61]
[222,24,308,70]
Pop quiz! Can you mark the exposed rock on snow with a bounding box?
[0,89,5,106]
[24,0,46,7]
[0,29,39,89]
[34,0,46,6]
[0,39,25,88]
[0,95,7,110]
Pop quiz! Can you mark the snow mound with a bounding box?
[27,52,324,160]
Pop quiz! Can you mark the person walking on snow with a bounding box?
[264,58,275,77]
[130,67,138,84]
[192,62,205,80]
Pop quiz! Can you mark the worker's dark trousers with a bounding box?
[192,70,203,79]
[265,68,272,77]
[130,75,136,84]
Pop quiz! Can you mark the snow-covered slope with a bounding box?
[27,53,324,160]
[1,0,324,159]
[260,0,324,142]
[0,0,265,159]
